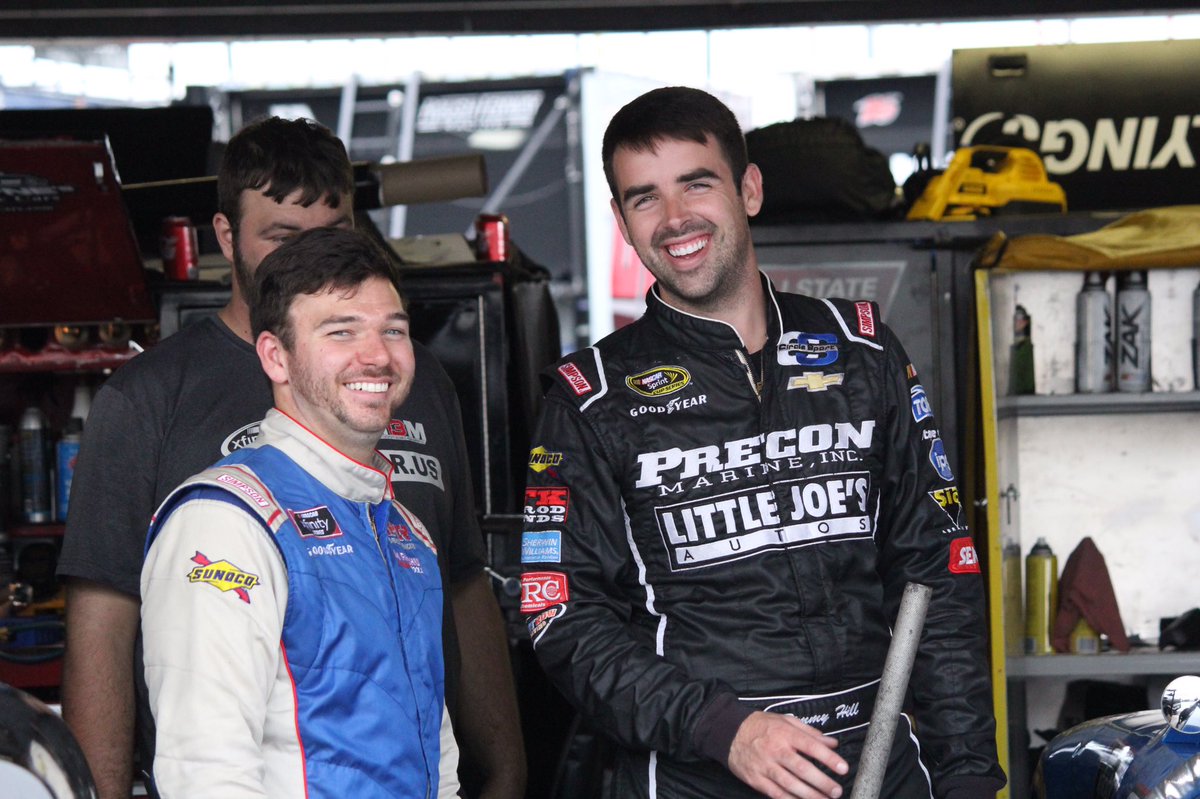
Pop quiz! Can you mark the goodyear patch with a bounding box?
[529,446,563,473]
[787,372,844,392]
[188,551,260,604]
[522,531,563,564]
[625,366,691,398]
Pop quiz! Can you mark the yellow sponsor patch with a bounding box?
[188,551,260,604]
[528,446,563,473]
[625,366,691,398]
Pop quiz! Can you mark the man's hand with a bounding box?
[61,579,140,799]
[727,711,849,799]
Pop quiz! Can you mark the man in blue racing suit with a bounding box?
[520,86,1005,799]
[141,228,458,799]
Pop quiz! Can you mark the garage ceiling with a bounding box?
[1,1,1195,40]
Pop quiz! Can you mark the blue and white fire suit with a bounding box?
[142,409,457,799]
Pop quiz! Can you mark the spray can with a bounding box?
[1116,270,1151,393]
[1075,272,1113,393]
[1024,537,1058,656]
[55,417,83,522]
[1002,540,1024,656]
[1009,304,1036,395]
[19,407,51,523]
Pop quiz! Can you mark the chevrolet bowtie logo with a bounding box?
[787,372,845,392]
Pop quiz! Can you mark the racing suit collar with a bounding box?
[256,408,393,504]
[645,272,782,351]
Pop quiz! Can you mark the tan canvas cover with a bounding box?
[991,205,1200,272]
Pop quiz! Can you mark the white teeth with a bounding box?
[345,382,389,393]
[667,238,706,257]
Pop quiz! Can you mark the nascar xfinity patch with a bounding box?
[188,551,260,604]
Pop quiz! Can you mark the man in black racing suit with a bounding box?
[520,86,1005,799]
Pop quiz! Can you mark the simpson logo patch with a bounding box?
[949,537,981,574]
[910,384,933,423]
[855,301,876,337]
[558,363,592,396]
[289,506,343,539]
[188,551,260,604]
[787,372,844,392]
[525,486,569,524]
[521,531,563,563]
[777,332,839,367]
[520,571,569,614]
[215,473,271,508]
[625,366,691,398]
[528,446,563,473]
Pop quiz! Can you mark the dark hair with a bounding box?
[601,86,749,203]
[250,227,404,348]
[217,116,354,233]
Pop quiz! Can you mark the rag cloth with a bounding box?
[1051,536,1129,653]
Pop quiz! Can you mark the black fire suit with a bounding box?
[520,277,1005,798]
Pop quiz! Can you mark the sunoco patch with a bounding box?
[188,551,260,604]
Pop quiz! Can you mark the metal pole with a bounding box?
[850,582,933,799]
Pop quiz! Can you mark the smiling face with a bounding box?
[256,276,414,463]
[610,135,763,317]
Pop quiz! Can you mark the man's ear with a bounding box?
[610,198,633,246]
[741,163,764,219]
[213,212,236,263]
[256,331,289,385]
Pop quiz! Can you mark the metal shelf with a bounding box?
[997,390,1200,419]
[1007,651,1200,678]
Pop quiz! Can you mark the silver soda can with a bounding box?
[1075,271,1112,393]
[1116,270,1151,393]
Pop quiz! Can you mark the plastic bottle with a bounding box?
[18,407,51,524]
[1116,270,1151,393]
[1009,304,1036,395]
[1024,537,1058,656]
[1075,272,1113,393]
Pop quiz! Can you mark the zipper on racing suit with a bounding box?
[735,347,762,399]
[367,505,434,799]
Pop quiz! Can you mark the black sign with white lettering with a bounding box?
[953,40,1200,212]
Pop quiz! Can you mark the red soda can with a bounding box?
[474,213,510,262]
[161,216,199,280]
